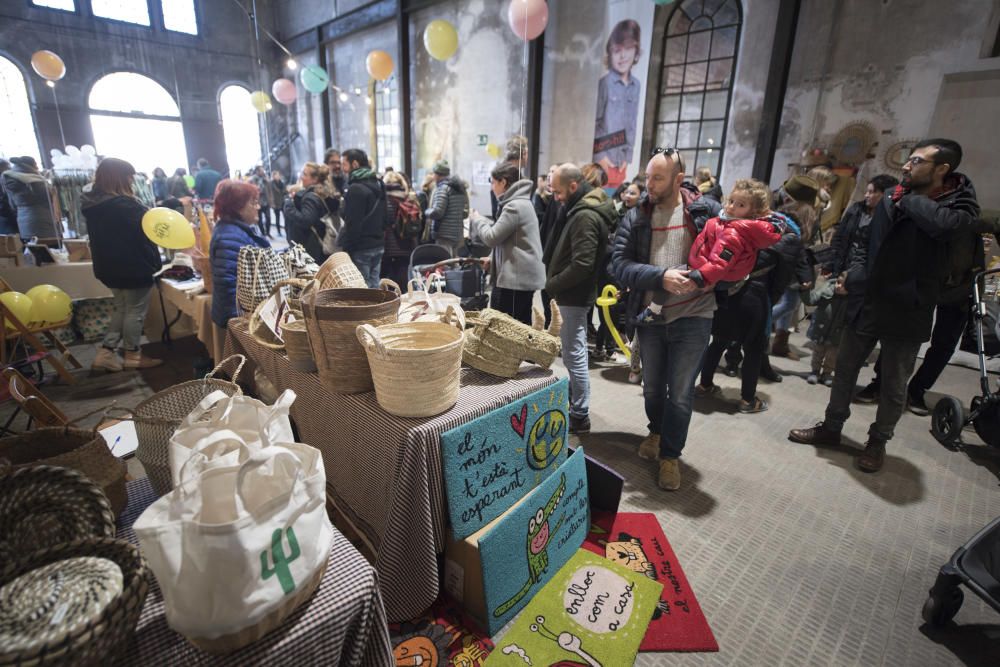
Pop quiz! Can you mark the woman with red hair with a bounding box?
[209,179,270,328]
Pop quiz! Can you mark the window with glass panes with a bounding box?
[373,78,401,173]
[654,0,741,180]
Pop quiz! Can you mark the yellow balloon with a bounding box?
[596,284,630,359]
[424,20,458,61]
[250,90,272,113]
[25,284,60,302]
[28,287,71,324]
[366,50,394,81]
[142,207,196,250]
[0,292,33,330]
[486,143,503,159]
[31,50,65,82]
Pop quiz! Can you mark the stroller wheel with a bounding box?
[931,396,965,446]
[921,586,964,626]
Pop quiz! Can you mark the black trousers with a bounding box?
[491,287,534,325]
[701,282,769,402]
[258,206,271,237]
[271,207,283,236]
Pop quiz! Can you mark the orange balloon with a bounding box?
[366,50,394,81]
[31,50,66,82]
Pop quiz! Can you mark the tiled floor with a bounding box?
[4,332,998,665]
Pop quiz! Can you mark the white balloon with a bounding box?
[49,148,62,158]
[80,145,96,156]
[65,145,80,156]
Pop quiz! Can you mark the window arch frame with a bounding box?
[217,81,264,178]
[651,0,743,182]
[0,51,43,164]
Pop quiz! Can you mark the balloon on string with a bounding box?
[31,50,66,81]
[424,19,459,60]
[366,50,394,81]
[0,292,33,330]
[272,78,297,105]
[486,143,503,159]
[250,91,271,113]
[142,207,196,250]
[508,0,549,41]
[26,285,71,324]
[300,65,329,94]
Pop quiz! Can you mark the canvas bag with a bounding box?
[168,389,296,486]
[381,276,465,328]
[237,245,290,314]
[133,438,334,644]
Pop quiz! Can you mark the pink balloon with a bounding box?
[272,78,297,105]
[508,0,548,41]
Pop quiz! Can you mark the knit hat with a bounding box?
[11,156,38,171]
[782,175,820,205]
[432,160,451,176]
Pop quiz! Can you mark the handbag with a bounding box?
[134,434,333,652]
[314,197,340,256]
[381,276,465,328]
[237,245,290,314]
[283,242,320,279]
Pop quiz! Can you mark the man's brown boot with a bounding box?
[788,422,842,446]
[856,440,886,473]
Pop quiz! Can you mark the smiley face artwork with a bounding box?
[527,410,567,470]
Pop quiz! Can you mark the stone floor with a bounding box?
[3,331,998,666]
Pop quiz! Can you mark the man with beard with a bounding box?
[789,139,981,472]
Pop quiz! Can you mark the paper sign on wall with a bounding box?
[478,447,589,635]
[441,378,569,540]
[486,549,662,666]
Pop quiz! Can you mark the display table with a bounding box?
[225,318,558,622]
[115,478,395,666]
[1,261,111,299]
[143,277,224,362]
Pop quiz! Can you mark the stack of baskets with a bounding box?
[132,355,245,496]
[315,252,367,290]
[463,309,561,378]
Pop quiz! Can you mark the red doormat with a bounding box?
[582,512,718,652]
[389,599,494,666]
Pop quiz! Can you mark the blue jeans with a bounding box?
[559,305,591,419]
[771,287,801,331]
[350,247,384,288]
[637,317,713,459]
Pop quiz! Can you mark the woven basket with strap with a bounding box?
[462,308,561,378]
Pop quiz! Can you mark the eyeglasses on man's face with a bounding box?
[905,155,935,166]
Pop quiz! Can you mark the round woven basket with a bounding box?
[356,320,464,417]
[249,278,314,352]
[132,355,245,497]
[0,537,149,667]
[0,465,115,564]
[282,319,316,372]
[315,252,366,290]
[302,288,399,394]
[0,427,127,518]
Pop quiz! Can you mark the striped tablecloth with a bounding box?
[114,478,394,666]
[225,318,558,621]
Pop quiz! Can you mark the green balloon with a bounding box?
[183,174,195,188]
[300,65,329,94]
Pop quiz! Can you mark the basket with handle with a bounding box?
[315,252,367,290]
[130,354,246,497]
[356,310,465,418]
[248,278,312,352]
[282,319,315,372]
[380,277,465,329]
[301,287,399,394]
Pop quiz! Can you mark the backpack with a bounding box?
[394,196,423,239]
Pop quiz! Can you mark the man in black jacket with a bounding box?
[339,149,387,287]
[790,139,981,472]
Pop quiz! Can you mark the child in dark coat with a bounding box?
[802,272,849,385]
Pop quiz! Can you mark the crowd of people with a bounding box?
[4,133,994,495]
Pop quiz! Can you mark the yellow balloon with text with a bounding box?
[366,50,394,81]
[424,20,458,61]
[0,292,33,330]
[142,207,196,250]
[28,286,72,324]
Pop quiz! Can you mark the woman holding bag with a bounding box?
[284,162,339,264]
[210,180,271,329]
[469,161,545,324]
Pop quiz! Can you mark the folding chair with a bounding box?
[0,277,81,383]
[1,367,69,434]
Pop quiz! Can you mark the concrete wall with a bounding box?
[0,0,282,174]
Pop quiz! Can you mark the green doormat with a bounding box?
[486,549,662,666]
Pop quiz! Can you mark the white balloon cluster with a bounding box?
[50,145,98,172]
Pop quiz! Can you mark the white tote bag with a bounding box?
[134,439,334,650]
[380,276,465,328]
[168,389,296,487]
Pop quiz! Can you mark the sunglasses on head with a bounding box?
[650,146,677,159]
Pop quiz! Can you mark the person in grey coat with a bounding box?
[425,160,468,256]
[1,156,57,240]
[470,162,546,324]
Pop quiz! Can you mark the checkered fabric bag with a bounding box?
[237,246,289,315]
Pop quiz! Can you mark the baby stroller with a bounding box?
[930,268,1000,448]
[922,515,1000,626]
[413,257,489,311]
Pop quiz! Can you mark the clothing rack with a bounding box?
[49,170,93,239]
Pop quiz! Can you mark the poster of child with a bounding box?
[593,19,642,190]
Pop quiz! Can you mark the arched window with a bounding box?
[89,71,188,176]
[218,85,262,178]
[654,0,741,179]
[0,56,41,164]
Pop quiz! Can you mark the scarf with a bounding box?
[350,167,374,182]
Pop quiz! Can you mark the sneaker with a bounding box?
[658,458,681,491]
[807,373,819,385]
[856,440,886,473]
[569,414,591,435]
[638,433,660,461]
[854,382,879,404]
[123,350,163,369]
[908,392,930,416]
[821,374,834,387]
[760,365,783,383]
[92,347,123,372]
[627,370,642,384]
[788,422,842,446]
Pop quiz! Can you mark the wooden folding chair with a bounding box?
[1,367,69,434]
[0,276,81,383]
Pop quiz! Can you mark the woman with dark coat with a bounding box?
[1,156,58,239]
[381,171,420,287]
[283,162,338,263]
[210,180,270,328]
[82,157,163,372]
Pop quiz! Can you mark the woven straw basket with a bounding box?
[282,319,316,372]
[248,278,313,352]
[131,355,245,497]
[0,537,149,667]
[462,309,561,378]
[356,318,464,418]
[0,427,128,518]
[315,252,366,290]
[302,288,399,394]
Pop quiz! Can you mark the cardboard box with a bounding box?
[63,239,91,262]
